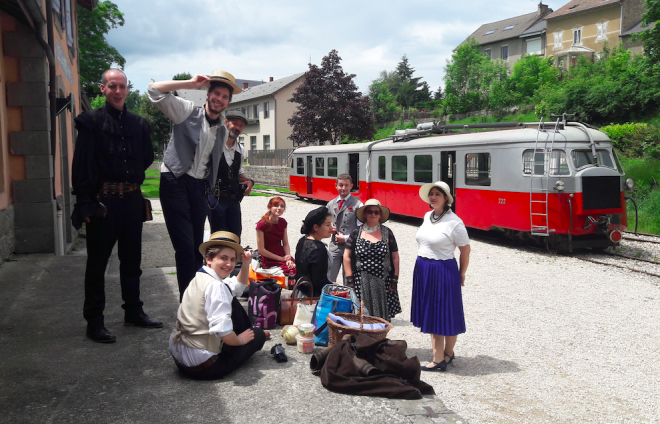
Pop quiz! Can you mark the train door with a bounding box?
[441,151,456,210]
[306,156,313,194]
[349,154,359,192]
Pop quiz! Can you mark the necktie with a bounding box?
[338,199,344,210]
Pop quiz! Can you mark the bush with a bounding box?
[600,123,660,158]
[619,156,660,234]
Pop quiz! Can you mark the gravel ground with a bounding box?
[140,196,660,423]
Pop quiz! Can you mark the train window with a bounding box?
[378,156,386,180]
[414,155,433,183]
[315,157,325,176]
[523,150,570,176]
[328,157,338,177]
[297,158,304,174]
[392,156,408,181]
[571,150,615,170]
[465,153,491,186]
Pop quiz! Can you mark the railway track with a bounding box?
[470,230,660,280]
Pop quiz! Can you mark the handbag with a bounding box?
[311,286,354,346]
[278,277,319,326]
[293,303,316,325]
[144,198,153,222]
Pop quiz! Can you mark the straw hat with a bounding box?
[207,70,242,94]
[356,199,390,223]
[198,231,244,256]
[419,181,454,205]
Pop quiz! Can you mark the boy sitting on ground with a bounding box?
[169,231,268,379]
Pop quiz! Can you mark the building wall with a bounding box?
[231,94,276,152]
[621,0,646,33]
[243,165,289,188]
[480,38,524,65]
[0,2,82,258]
[546,4,622,55]
[273,77,303,150]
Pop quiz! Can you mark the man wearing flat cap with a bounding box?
[148,71,251,300]
[207,109,254,240]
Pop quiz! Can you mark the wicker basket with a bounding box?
[327,301,392,346]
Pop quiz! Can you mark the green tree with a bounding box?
[139,93,171,155]
[391,54,431,107]
[638,0,660,69]
[172,72,193,80]
[288,50,376,146]
[444,37,489,114]
[507,55,559,105]
[78,1,126,98]
[433,85,444,101]
[368,80,399,123]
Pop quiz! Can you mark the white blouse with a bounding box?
[169,266,247,367]
[415,211,470,260]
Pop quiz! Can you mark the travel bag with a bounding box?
[311,285,359,346]
[247,278,281,330]
[279,277,319,326]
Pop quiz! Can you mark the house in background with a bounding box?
[545,0,648,67]
[463,2,553,65]
[0,0,93,264]
[226,72,305,154]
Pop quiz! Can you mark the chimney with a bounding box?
[243,82,249,89]
[538,2,549,16]
[269,77,274,82]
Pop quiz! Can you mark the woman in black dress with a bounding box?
[294,206,333,297]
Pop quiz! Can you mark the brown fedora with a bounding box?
[207,70,242,94]
[198,231,244,256]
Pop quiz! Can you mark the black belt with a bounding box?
[101,182,140,197]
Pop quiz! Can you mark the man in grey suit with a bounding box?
[327,174,363,283]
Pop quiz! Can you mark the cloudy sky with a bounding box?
[106,0,569,96]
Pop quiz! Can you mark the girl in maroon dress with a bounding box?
[256,197,296,276]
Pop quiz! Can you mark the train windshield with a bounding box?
[571,149,615,170]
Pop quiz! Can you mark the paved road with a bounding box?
[1,195,658,423]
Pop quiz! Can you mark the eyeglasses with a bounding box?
[365,210,381,215]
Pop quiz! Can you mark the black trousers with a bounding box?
[160,173,207,300]
[83,190,144,326]
[208,195,242,241]
[181,297,266,380]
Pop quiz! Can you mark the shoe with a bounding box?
[124,313,163,328]
[445,352,455,364]
[421,360,447,372]
[264,331,271,340]
[86,325,117,343]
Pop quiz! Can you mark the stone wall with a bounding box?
[0,206,15,265]
[243,165,290,188]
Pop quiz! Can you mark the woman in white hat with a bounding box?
[412,182,470,372]
[343,199,401,321]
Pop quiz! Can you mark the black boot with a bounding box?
[124,312,163,328]
[86,325,117,343]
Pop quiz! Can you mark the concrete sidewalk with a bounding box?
[0,245,464,423]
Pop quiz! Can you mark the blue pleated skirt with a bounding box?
[410,256,466,336]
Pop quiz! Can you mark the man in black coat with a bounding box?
[71,69,162,343]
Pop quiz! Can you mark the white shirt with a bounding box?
[147,85,226,179]
[223,138,246,175]
[168,266,247,367]
[415,211,470,260]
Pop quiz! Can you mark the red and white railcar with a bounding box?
[289,120,632,251]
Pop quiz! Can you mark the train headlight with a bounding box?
[626,178,634,189]
[554,181,565,191]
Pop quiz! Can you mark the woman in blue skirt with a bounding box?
[411,181,471,372]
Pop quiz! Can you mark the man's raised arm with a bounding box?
[149,74,210,93]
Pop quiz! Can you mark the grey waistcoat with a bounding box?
[163,107,226,188]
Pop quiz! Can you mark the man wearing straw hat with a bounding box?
[148,71,245,300]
